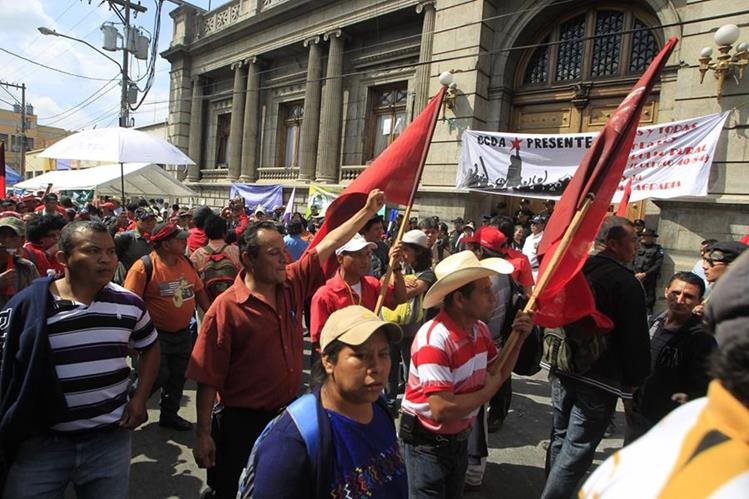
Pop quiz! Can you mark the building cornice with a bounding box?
[162,0,419,65]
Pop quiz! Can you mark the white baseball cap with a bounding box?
[402,229,429,249]
[335,233,377,256]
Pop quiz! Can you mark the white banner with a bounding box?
[457,112,729,203]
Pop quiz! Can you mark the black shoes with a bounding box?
[159,414,193,431]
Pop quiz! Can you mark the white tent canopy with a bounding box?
[14,163,196,198]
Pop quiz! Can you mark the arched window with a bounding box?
[521,8,659,87]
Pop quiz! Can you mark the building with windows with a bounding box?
[0,105,70,176]
[163,0,748,273]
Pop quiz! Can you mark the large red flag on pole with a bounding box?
[305,86,447,272]
[0,143,6,197]
[531,36,679,329]
[615,177,633,216]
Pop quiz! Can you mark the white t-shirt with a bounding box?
[522,231,544,269]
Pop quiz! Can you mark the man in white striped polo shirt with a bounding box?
[0,221,160,498]
[399,251,534,498]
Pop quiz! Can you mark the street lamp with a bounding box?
[37,27,124,72]
[38,26,131,128]
[697,24,748,99]
[38,25,133,199]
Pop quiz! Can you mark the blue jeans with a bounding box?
[402,438,468,499]
[541,374,617,499]
[3,428,131,499]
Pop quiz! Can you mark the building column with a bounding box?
[414,1,436,113]
[228,60,246,180]
[315,30,345,183]
[299,36,322,181]
[187,76,204,181]
[240,57,261,182]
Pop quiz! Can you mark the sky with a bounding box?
[0,0,230,132]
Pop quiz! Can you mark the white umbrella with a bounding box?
[38,127,195,200]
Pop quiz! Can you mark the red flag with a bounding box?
[615,177,633,216]
[0,143,5,196]
[305,86,446,272]
[534,37,678,329]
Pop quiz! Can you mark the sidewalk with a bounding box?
[129,370,625,498]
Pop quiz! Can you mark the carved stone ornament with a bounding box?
[571,82,592,109]
[303,35,321,47]
[416,0,436,14]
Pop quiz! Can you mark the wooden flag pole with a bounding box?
[374,87,447,315]
[494,193,596,372]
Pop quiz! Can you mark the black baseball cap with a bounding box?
[706,241,748,264]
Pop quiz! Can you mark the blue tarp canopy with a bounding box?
[4,165,22,185]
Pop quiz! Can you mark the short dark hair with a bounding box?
[360,215,383,234]
[287,220,304,235]
[701,238,718,246]
[203,214,227,240]
[26,214,67,243]
[494,216,515,240]
[709,333,749,406]
[405,243,432,272]
[443,280,477,308]
[596,216,634,244]
[239,221,279,259]
[126,202,139,213]
[59,221,109,256]
[666,271,706,300]
[310,339,345,388]
[193,206,214,230]
[418,217,437,231]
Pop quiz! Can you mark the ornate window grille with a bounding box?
[520,7,659,87]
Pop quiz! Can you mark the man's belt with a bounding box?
[400,414,471,446]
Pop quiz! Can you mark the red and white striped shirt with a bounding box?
[401,310,498,435]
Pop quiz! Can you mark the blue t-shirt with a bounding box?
[326,403,408,498]
[284,234,309,262]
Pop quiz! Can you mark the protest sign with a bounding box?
[457,112,728,202]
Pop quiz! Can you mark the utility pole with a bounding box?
[120,5,130,128]
[105,0,147,128]
[20,83,26,176]
[0,81,28,176]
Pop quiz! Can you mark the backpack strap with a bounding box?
[139,254,154,292]
[286,393,320,464]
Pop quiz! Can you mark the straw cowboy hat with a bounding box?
[423,250,514,309]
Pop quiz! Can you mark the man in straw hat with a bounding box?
[399,250,534,498]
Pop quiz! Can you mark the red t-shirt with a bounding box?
[505,247,534,289]
[22,242,57,276]
[186,249,325,410]
[309,272,397,344]
[187,228,208,254]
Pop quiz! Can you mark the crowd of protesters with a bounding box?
[0,189,747,499]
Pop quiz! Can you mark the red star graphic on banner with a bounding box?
[510,137,522,152]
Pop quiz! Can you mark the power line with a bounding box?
[0,48,113,81]
[41,78,121,126]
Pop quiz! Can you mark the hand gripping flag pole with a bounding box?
[494,37,679,375]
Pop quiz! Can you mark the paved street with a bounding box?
[129,368,626,498]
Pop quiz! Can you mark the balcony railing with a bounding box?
[258,167,300,180]
[196,2,242,40]
[339,165,366,183]
[199,168,229,181]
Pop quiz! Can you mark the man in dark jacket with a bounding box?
[626,271,717,443]
[0,221,159,497]
[633,228,664,316]
[542,216,650,499]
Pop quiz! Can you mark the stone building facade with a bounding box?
[162,0,748,274]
